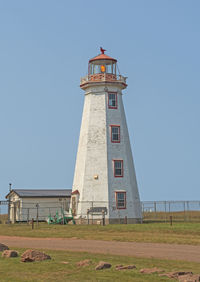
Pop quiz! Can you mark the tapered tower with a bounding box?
[71,49,142,224]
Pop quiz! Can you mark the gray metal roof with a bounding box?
[6,189,72,198]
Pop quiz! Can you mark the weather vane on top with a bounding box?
[100,47,106,54]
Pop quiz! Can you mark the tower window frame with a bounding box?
[110,125,120,143]
[113,160,123,177]
[115,191,126,209]
[108,92,117,109]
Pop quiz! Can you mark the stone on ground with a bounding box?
[21,249,51,262]
[95,261,112,270]
[159,271,193,279]
[116,265,136,270]
[178,274,200,282]
[2,250,18,258]
[0,243,9,251]
[76,259,92,267]
[140,267,164,274]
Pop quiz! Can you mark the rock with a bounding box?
[0,243,9,251]
[61,261,69,265]
[2,250,18,258]
[116,264,123,268]
[178,274,200,282]
[116,265,136,270]
[159,271,193,279]
[95,261,112,270]
[76,259,92,267]
[21,249,51,262]
[140,267,164,274]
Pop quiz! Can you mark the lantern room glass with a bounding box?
[89,61,116,75]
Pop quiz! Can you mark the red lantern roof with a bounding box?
[89,48,117,63]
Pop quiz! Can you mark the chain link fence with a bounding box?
[1,200,200,223]
[142,201,200,222]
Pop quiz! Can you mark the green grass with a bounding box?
[0,222,200,245]
[0,214,8,224]
[143,211,200,222]
[0,248,199,281]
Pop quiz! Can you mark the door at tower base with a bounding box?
[71,49,142,224]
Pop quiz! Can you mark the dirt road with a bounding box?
[0,236,200,263]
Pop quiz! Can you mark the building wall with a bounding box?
[9,194,70,222]
[9,193,21,223]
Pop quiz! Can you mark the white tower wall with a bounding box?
[106,89,141,222]
[71,51,142,224]
[72,86,109,219]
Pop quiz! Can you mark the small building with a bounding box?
[6,189,72,223]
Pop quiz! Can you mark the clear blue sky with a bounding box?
[0,0,200,202]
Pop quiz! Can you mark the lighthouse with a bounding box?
[71,49,142,224]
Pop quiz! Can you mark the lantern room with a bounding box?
[80,48,127,89]
[88,52,117,76]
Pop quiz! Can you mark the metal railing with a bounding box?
[1,200,200,224]
[142,200,200,222]
[80,74,127,85]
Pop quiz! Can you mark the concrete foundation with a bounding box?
[74,217,142,225]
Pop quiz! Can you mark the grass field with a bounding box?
[0,214,8,223]
[0,248,200,282]
[0,221,200,245]
[0,215,200,281]
[143,211,200,222]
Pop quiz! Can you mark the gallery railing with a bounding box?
[80,74,127,85]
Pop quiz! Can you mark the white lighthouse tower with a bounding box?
[71,48,142,224]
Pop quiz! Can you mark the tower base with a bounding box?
[108,218,142,224]
[73,217,142,225]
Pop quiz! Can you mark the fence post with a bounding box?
[27,208,29,224]
[118,210,121,224]
[19,202,21,222]
[91,201,93,225]
[170,215,173,226]
[124,216,127,224]
[36,203,39,226]
[7,183,12,224]
[183,201,186,222]
[7,199,11,224]
[102,210,105,226]
[61,202,65,225]
[164,201,167,223]
[87,209,89,225]
[186,201,189,222]
[154,202,157,221]
[154,201,156,213]
[31,218,34,229]
[141,202,144,221]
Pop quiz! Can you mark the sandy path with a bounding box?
[0,236,200,263]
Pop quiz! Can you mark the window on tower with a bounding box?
[111,125,120,143]
[116,191,126,209]
[108,92,117,109]
[113,160,123,177]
